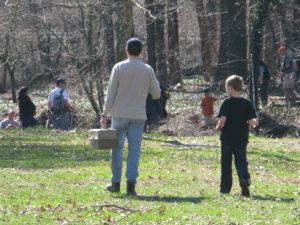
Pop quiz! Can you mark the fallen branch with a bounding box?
[91,204,141,212]
[209,194,226,201]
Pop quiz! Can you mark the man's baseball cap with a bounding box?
[126,38,142,56]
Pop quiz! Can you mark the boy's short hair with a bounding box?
[226,75,243,92]
[8,109,15,114]
[56,78,66,86]
[126,38,142,56]
[204,88,211,94]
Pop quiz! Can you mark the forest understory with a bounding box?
[1,78,299,139]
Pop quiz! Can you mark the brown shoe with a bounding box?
[126,182,137,196]
[105,182,120,193]
[240,181,250,197]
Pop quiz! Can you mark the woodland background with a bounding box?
[0,0,299,120]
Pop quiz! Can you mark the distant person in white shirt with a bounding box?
[0,110,19,129]
[48,78,75,130]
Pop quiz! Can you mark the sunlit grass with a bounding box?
[0,129,299,224]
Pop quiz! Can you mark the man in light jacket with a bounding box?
[100,38,161,196]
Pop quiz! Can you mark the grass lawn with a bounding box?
[0,128,299,224]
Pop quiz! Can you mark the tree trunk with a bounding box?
[0,65,7,93]
[8,64,17,103]
[0,52,8,93]
[294,0,300,42]
[102,0,115,75]
[30,1,54,81]
[215,0,247,82]
[278,0,294,47]
[155,2,168,83]
[145,0,157,72]
[167,0,181,84]
[115,0,134,63]
[249,0,271,110]
[206,0,219,65]
[194,0,212,81]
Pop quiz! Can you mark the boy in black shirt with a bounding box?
[216,75,258,196]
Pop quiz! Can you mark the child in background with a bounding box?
[216,75,258,197]
[201,88,217,128]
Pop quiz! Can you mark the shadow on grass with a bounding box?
[0,128,113,169]
[249,151,297,162]
[252,195,295,202]
[143,137,219,149]
[0,143,111,169]
[116,195,207,203]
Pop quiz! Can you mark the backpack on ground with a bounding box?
[51,89,68,115]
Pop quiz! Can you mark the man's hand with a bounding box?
[6,124,17,130]
[100,116,107,128]
[248,118,259,128]
[216,116,226,132]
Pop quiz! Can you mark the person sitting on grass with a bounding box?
[216,75,258,197]
[201,88,217,129]
[17,86,39,129]
[0,110,19,129]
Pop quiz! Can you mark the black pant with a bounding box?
[19,113,39,129]
[259,80,268,106]
[220,142,250,193]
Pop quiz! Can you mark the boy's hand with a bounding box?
[248,118,258,128]
[216,116,226,132]
[216,124,223,132]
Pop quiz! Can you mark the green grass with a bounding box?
[0,128,299,224]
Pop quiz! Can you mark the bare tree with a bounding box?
[115,0,134,62]
[155,1,168,83]
[194,0,212,81]
[145,0,157,72]
[167,0,181,84]
[249,0,272,110]
[215,0,247,82]
[102,0,115,74]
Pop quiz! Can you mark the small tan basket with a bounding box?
[90,129,118,150]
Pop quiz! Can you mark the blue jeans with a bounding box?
[111,117,146,183]
[51,112,70,130]
[220,142,251,193]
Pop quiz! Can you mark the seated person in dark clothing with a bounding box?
[17,86,39,129]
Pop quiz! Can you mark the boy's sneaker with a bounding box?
[220,188,230,194]
[240,181,250,197]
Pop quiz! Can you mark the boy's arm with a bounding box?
[216,116,226,132]
[258,72,264,84]
[248,118,259,128]
[200,99,204,111]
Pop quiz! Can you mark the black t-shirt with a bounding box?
[217,97,256,144]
